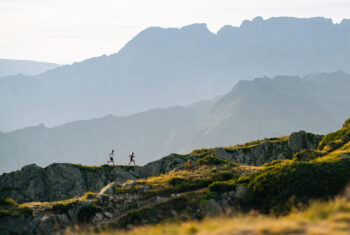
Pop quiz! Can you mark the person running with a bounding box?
[107,149,115,165]
[128,152,136,166]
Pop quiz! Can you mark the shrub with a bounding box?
[168,177,186,186]
[0,198,32,218]
[264,160,283,167]
[85,191,97,199]
[236,175,251,184]
[0,198,17,207]
[247,158,350,214]
[174,179,211,192]
[77,204,102,223]
[343,118,350,128]
[197,156,237,167]
[293,149,320,161]
[209,180,237,193]
[318,127,350,152]
[213,171,240,181]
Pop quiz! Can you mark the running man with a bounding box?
[107,149,115,165]
[128,152,136,166]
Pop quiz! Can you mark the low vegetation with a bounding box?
[0,198,32,218]
[318,118,350,152]
[75,196,350,235]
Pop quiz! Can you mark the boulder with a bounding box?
[288,131,323,152]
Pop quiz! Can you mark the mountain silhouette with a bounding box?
[1,17,350,131]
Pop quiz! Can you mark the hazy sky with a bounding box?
[1,0,349,64]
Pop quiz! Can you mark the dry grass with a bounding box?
[73,196,350,235]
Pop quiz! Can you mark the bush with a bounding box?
[197,156,237,167]
[85,191,97,199]
[343,118,350,128]
[0,198,17,207]
[168,177,186,186]
[236,176,251,184]
[264,160,283,167]
[213,171,239,181]
[77,204,102,223]
[209,180,237,193]
[0,198,32,218]
[247,158,350,214]
[318,127,350,152]
[293,149,320,161]
[174,179,212,192]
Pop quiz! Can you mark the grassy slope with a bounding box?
[80,196,350,235]
[6,119,350,233]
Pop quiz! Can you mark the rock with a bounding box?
[215,148,233,161]
[104,212,113,218]
[56,214,70,226]
[99,182,115,195]
[170,210,178,216]
[277,153,286,160]
[38,215,55,234]
[122,180,136,188]
[156,196,163,203]
[143,185,150,193]
[205,199,223,217]
[95,213,104,221]
[339,152,350,158]
[234,184,247,199]
[288,131,323,152]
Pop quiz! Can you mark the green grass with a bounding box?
[246,157,350,214]
[0,198,33,218]
[197,156,237,167]
[318,122,350,152]
[208,180,237,193]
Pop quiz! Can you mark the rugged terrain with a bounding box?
[2,120,349,234]
[2,17,350,131]
[2,71,350,174]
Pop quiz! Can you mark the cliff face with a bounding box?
[0,131,322,204]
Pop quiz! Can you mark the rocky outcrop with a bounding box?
[215,139,292,166]
[0,131,323,203]
[214,131,322,166]
[0,164,139,203]
[0,154,192,203]
[288,131,323,152]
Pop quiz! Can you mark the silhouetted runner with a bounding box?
[128,152,136,166]
[107,149,115,165]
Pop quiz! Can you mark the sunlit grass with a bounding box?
[74,196,350,235]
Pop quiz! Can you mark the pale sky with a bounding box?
[1,0,349,64]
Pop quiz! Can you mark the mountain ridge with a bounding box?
[1,72,350,174]
[2,17,350,131]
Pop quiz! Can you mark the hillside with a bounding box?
[1,119,350,234]
[2,17,350,131]
[1,72,350,174]
[0,59,59,78]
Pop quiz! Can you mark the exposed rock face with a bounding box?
[288,131,323,152]
[0,154,191,203]
[214,131,323,166]
[215,139,292,165]
[0,164,140,203]
[0,131,323,204]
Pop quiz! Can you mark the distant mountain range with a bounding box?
[1,71,350,174]
[1,17,350,131]
[0,59,59,78]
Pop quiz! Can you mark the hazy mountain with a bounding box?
[0,100,214,173]
[0,59,59,78]
[2,17,350,131]
[1,71,350,174]
[180,71,350,151]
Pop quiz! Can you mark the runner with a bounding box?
[107,149,115,165]
[128,152,136,166]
